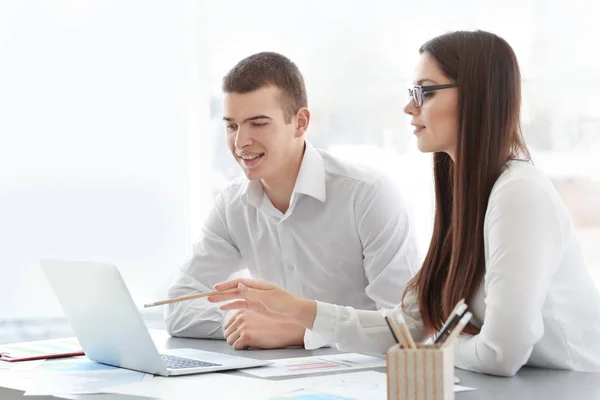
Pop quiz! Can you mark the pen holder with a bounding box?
[386,344,454,400]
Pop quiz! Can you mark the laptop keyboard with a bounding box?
[160,354,222,370]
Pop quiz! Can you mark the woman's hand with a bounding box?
[207,279,317,329]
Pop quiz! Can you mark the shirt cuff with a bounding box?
[304,301,339,350]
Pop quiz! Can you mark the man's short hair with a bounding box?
[222,52,307,123]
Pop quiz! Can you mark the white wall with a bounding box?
[0,0,206,319]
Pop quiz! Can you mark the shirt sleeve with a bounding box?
[306,289,428,352]
[454,178,564,376]
[304,175,421,348]
[164,190,245,339]
[355,176,421,307]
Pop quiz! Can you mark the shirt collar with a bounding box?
[244,179,264,209]
[242,141,327,209]
[293,141,326,203]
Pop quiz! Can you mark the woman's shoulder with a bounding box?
[485,159,568,224]
[491,159,556,198]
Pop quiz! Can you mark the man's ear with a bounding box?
[294,108,310,138]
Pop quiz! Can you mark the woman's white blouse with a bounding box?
[305,160,600,376]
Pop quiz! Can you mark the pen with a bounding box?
[422,299,465,345]
[384,315,400,344]
[385,315,409,349]
[0,351,85,362]
[394,312,417,350]
[442,312,473,348]
[433,302,468,345]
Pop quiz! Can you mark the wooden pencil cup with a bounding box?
[386,344,454,400]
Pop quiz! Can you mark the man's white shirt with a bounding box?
[165,142,420,344]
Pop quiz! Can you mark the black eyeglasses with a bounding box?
[408,84,457,107]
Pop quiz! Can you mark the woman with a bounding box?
[208,30,600,377]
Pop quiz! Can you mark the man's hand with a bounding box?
[223,310,306,350]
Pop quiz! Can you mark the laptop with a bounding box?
[41,259,271,376]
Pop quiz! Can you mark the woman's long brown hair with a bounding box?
[404,31,531,335]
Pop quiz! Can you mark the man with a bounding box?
[165,52,420,350]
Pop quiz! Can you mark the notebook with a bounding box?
[0,337,84,362]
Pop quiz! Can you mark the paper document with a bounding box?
[268,371,475,400]
[269,371,387,399]
[24,357,151,395]
[242,353,386,378]
[0,360,46,391]
[0,370,40,392]
[104,372,296,400]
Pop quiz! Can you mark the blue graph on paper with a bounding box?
[39,358,116,372]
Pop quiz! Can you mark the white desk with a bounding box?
[2,330,600,399]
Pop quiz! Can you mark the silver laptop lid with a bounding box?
[42,259,167,375]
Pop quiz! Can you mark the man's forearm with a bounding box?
[165,300,226,339]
